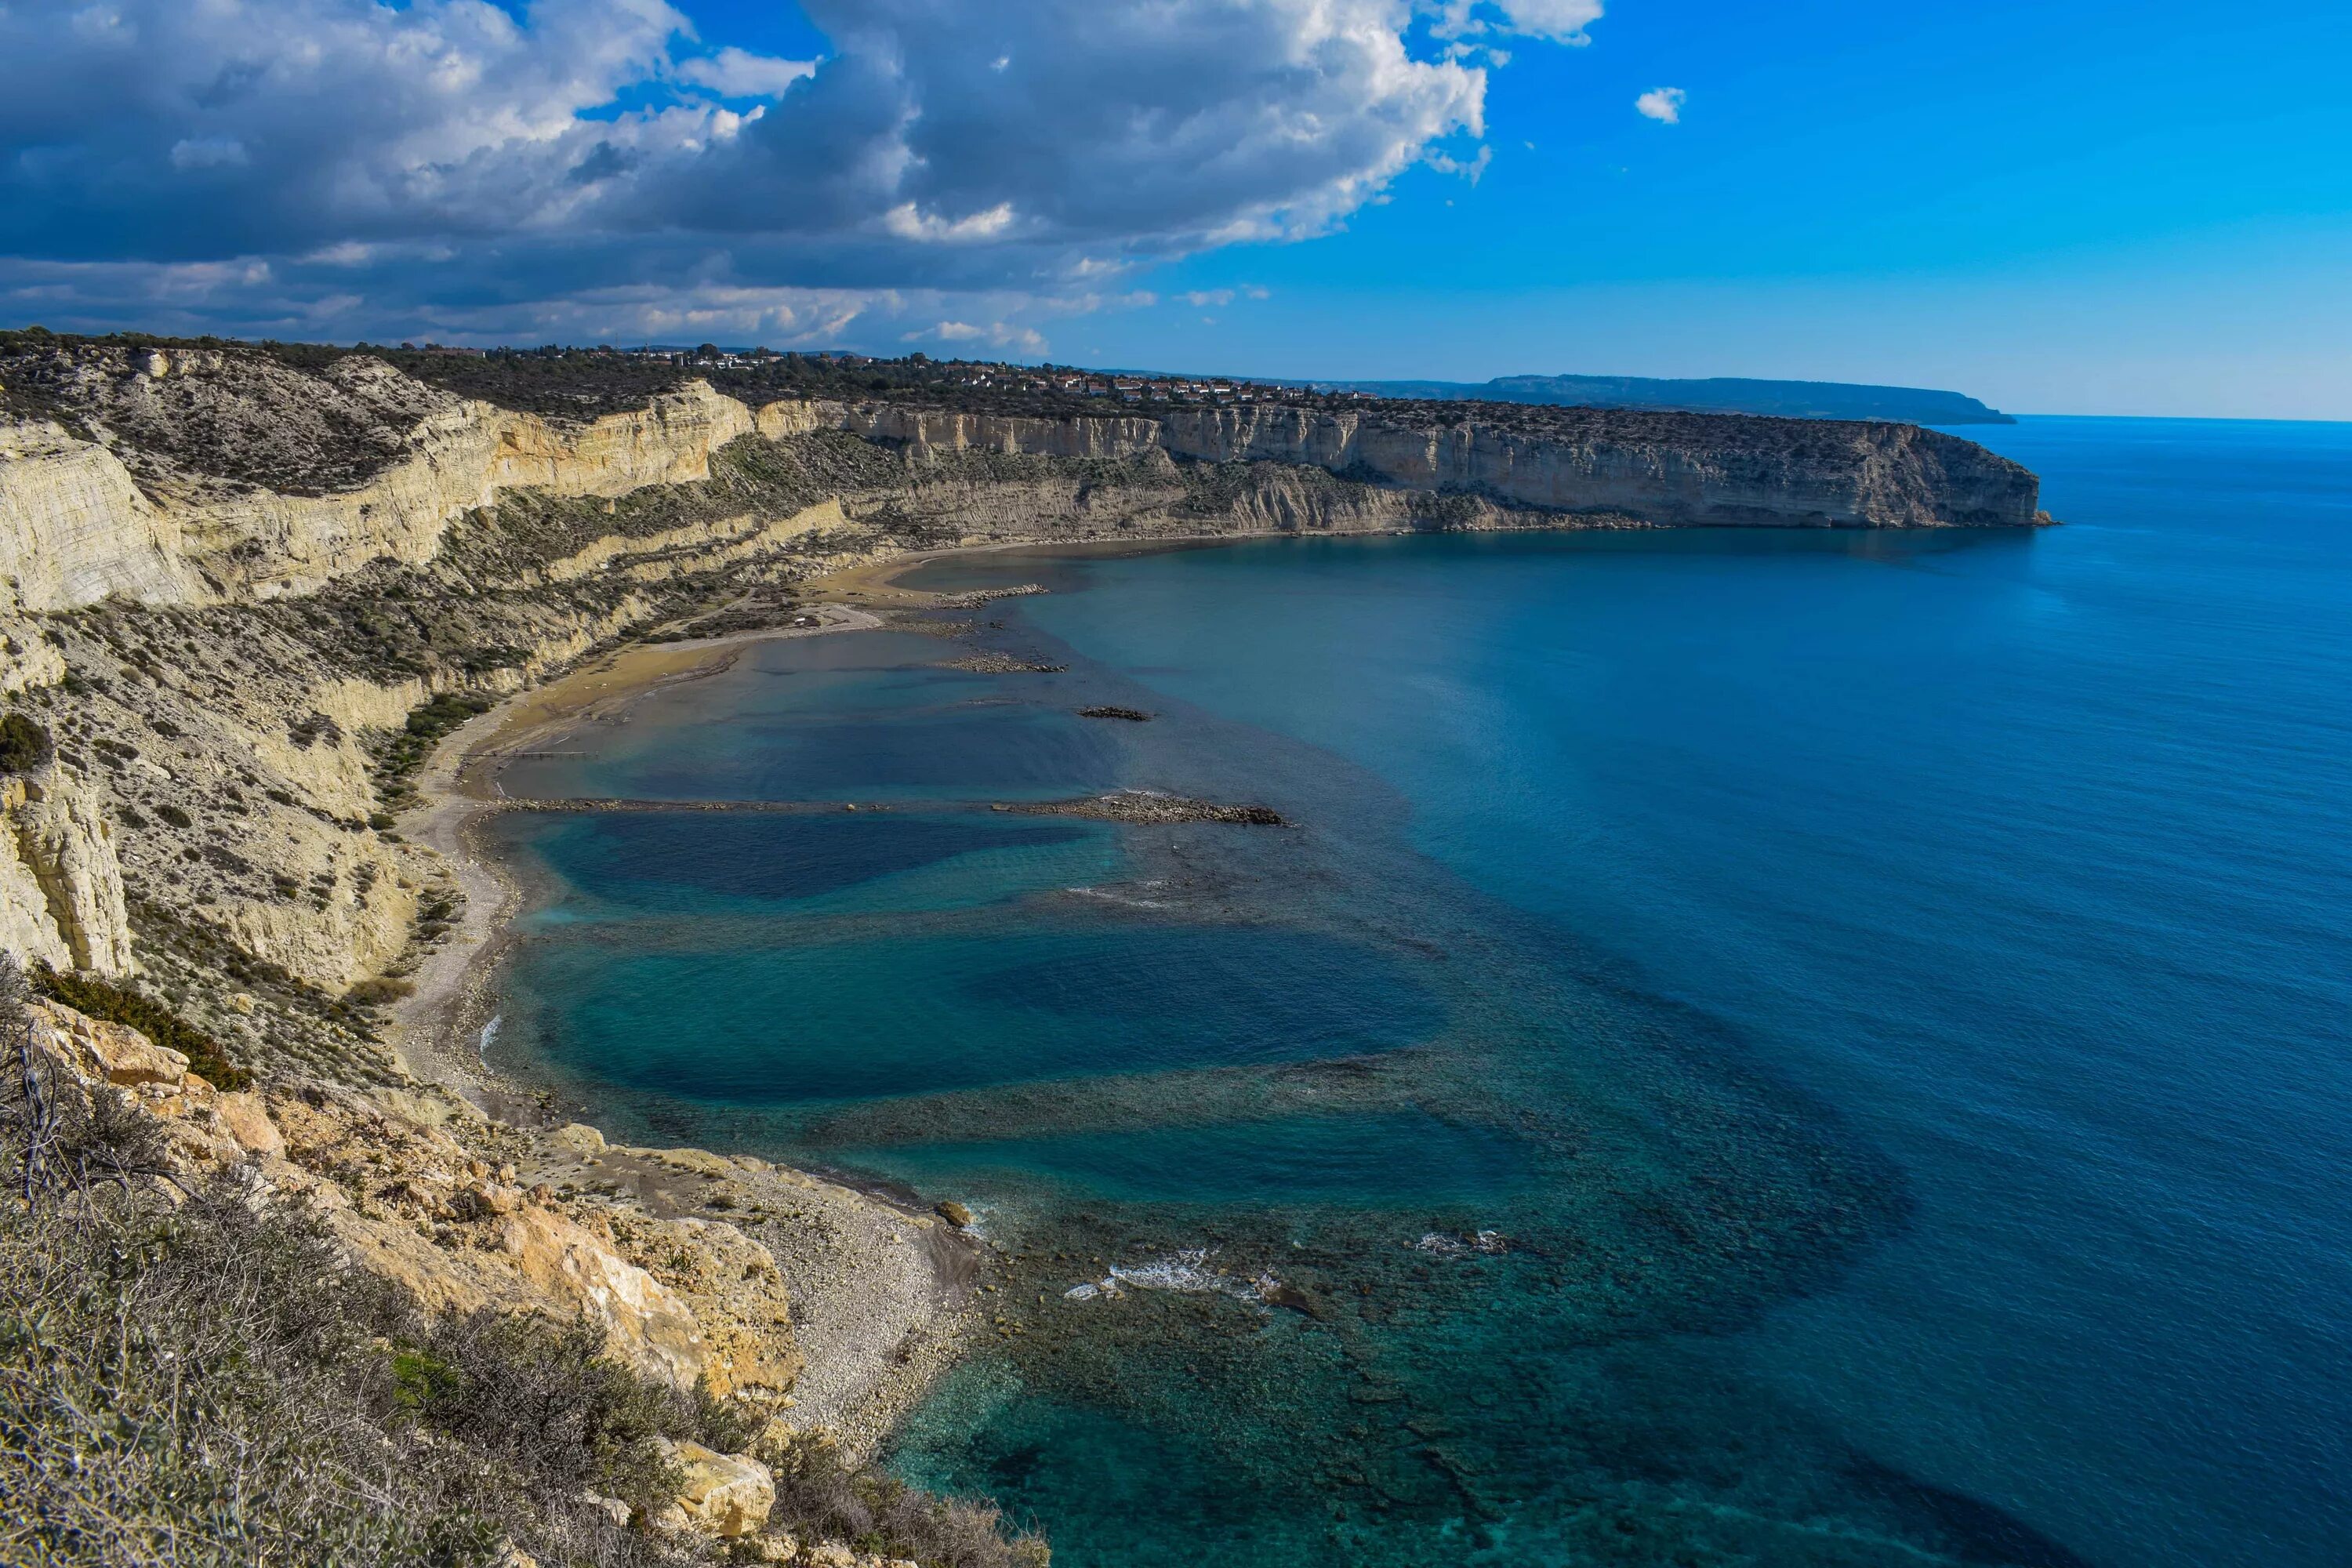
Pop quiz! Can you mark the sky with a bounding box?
[2,0,2348,417]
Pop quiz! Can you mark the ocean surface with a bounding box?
[486,416,2352,1567]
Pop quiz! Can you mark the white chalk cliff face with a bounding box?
[0,420,201,609]
[0,361,776,612]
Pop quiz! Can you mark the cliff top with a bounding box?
[2,334,460,495]
[5,328,2016,501]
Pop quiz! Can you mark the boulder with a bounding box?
[652,1438,775,1537]
[452,1180,524,1218]
[492,1207,708,1389]
[211,1090,285,1157]
[550,1122,606,1155]
[616,1216,802,1399]
[78,1015,188,1087]
[655,1145,739,1181]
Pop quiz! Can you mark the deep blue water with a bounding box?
[489,416,2352,1567]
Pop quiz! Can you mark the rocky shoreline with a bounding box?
[0,339,2051,1564]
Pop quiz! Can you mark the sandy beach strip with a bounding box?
[379,592,992,1456]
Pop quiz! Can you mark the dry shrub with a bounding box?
[0,956,709,1566]
[767,1432,1051,1568]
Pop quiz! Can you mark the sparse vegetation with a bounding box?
[32,963,251,1092]
[0,983,728,1566]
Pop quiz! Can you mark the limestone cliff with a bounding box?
[1,766,133,975]
[1153,404,2039,528]
[2,347,771,609]
[2,345,2042,618]
[0,419,199,609]
[838,403,1163,461]
[842,399,2042,530]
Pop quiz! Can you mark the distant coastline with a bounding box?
[1316,371,2016,425]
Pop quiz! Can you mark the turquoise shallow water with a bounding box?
[489,416,2352,1567]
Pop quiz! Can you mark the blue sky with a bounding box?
[3,0,2347,416]
[1129,0,2352,416]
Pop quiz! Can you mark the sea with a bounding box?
[482,416,2352,1567]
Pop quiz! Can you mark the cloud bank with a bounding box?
[0,0,1602,349]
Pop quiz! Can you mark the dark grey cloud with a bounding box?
[0,0,1595,347]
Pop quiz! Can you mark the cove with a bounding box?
[488,416,2352,1567]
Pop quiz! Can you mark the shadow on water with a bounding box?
[1843,1458,2100,1568]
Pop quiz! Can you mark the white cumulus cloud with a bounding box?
[902,318,1050,353]
[677,46,818,100]
[1635,86,1687,124]
[880,202,1021,244]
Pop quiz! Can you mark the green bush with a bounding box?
[374,689,496,802]
[343,977,416,1007]
[0,711,53,773]
[154,802,193,829]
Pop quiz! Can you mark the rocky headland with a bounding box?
[0,332,2045,1565]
